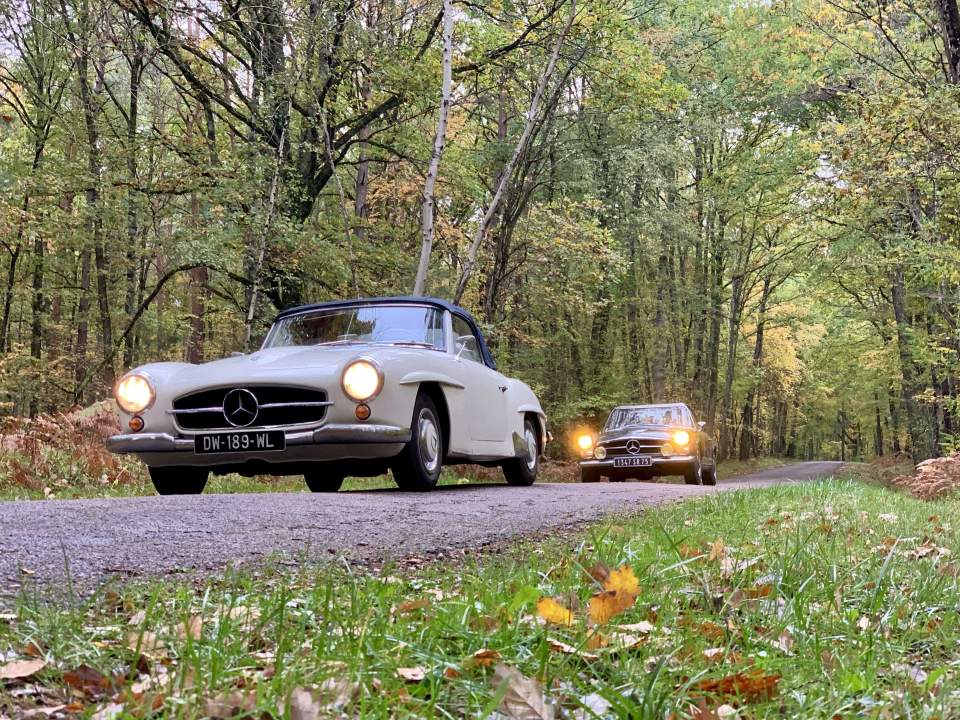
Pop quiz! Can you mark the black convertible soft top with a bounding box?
[274,296,497,369]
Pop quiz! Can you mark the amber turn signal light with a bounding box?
[128,416,145,432]
[355,403,371,422]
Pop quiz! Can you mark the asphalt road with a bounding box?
[0,461,842,596]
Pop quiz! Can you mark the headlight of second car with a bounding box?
[671,430,691,448]
[115,373,155,414]
[342,360,382,402]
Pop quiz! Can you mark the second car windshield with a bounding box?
[263,305,446,350]
[605,405,688,430]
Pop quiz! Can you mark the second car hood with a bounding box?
[599,425,689,443]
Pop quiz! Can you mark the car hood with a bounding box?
[599,425,690,444]
[134,344,438,393]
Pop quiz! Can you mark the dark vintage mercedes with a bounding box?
[577,402,718,485]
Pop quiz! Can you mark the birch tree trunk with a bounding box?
[453,0,576,304]
[412,0,454,296]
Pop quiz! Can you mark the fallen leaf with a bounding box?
[127,610,147,626]
[546,638,599,661]
[396,666,426,682]
[603,565,639,596]
[694,670,780,702]
[769,630,794,655]
[177,615,203,640]
[90,703,124,720]
[443,667,461,679]
[23,641,44,657]
[587,590,635,625]
[573,691,611,719]
[314,677,359,710]
[878,513,898,523]
[125,630,163,655]
[614,620,654,634]
[0,658,46,680]
[703,647,725,662]
[204,689,257,718]
[493,664,554,719]
[393,598,430,615]
[585,562,610,584]
[288,687,321,720]
[63,664,113,698]
[708,538,726,562]
[536,597,574,626]
[464,648,501,668]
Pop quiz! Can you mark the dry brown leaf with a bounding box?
[127,610,147,626]
[90,703,124,720]
[546,638,599,661]
[603,564,639,596]
[587,589,635,625]
[492,664,554,719]
[464,648,501,668]
[177,615,203,640]
[315,677,359,709]
[125,630,163,655]
[708,538,726,562]
[287,687,321,720]
[585,562,610,584]
[443,667,461,679]
[694,670,780,702]
[23,641,44,657]
[396,666,426,682]
[614,620,654,634]
[63,664,113,698]
[0,658,46,680]
[204,689,257,718]
[585,631,608,650]
[536,597,574,626]
[393,598,430,615]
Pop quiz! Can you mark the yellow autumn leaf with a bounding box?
[536,597,574,626]
[588,589,636,625]
[603,565,639,596]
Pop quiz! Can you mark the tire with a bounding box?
[503,417,540,486]
[304,472,344,492]
[683,457,703,486]
[392,392,443,491]
[702,462,718,486]
[580,466,601,483]
[148,466,208,495]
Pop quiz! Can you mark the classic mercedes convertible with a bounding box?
[107,297,548,494]
[577,402,718,485]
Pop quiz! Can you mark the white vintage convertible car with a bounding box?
[107,297,548,494]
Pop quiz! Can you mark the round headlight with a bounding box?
[576,433,594,451]
[342,360,382,402]
[594,445,607,460]
[672,430,691,447]
[115,374,154,414]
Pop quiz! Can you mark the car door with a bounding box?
[451,314,508,443]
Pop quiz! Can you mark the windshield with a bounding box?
[605,405,690,431]
[263,305,446,350]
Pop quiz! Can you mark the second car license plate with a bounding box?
[614,456,652,468]
[194,431,285,454]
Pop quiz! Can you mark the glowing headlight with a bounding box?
[115,374,154,414]
[594,445,607,460]
[672,430,691,447]
[342,360,382,402]
[576,433,594,451]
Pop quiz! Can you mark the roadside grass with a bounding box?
[3,480,959,718]
[0,455,795,501]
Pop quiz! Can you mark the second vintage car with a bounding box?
[577,402,718,485]
[107,297,548,494]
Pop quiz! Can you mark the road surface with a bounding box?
[0,461,842,595]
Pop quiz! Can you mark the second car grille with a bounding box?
[601,441,664,457]
[171,386,330,431]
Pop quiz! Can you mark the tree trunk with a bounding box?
[937,0,960,83]
[413,0,454,295]
[738,276,770,461]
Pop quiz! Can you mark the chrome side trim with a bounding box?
[106,423,410,455]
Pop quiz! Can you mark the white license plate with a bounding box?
[614,456,652,468]
[194,431,285,454]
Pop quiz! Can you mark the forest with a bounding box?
[0,0,958,463]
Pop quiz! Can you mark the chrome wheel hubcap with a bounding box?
[418,410,440,474]
[524,427,538,471]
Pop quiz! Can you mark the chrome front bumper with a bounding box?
[579,455,695,470]
[106,423,411,454]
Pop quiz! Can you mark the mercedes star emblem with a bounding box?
[223,388,259,427]
[626,439,641,455]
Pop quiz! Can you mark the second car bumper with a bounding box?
[106,423,411,454]
[579,455,695,470]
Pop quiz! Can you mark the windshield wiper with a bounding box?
[315,339,364,346]
[384,340,438,349]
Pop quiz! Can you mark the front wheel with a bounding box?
[392,392,443,491]
[683,458,703,486]
[580,466,601,483]
[701,462,718,486]
[304,472,344,492]
[503,418,539,486]
[148,466,208,495]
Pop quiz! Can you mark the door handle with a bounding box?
[498,385,507,392]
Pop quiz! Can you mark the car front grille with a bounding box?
[600,441,664,458]
[171,386,331,431]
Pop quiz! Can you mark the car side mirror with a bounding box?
[697,421,706,430]
[455,335,477,359]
